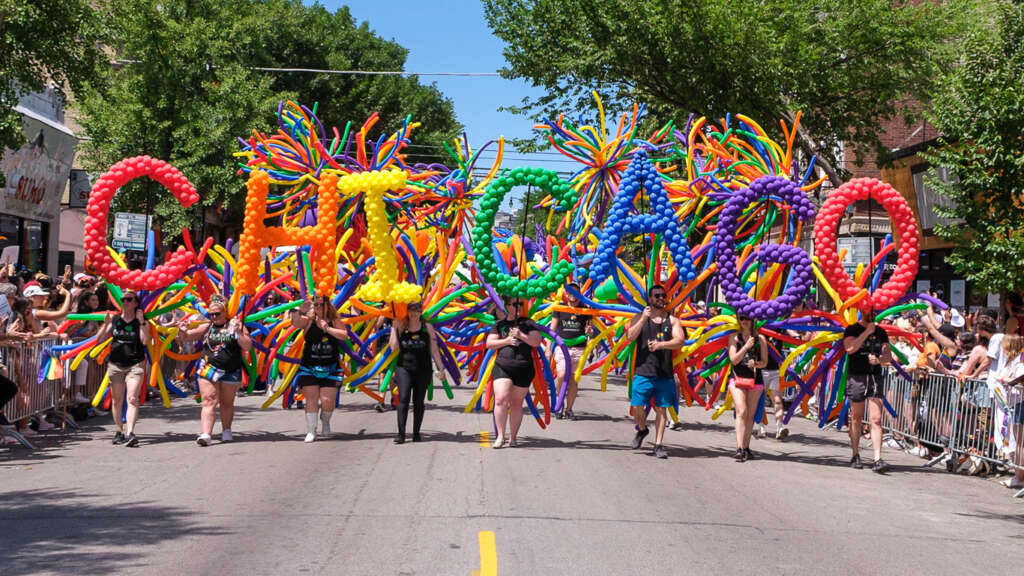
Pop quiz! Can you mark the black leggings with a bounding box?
[395,367,430,437]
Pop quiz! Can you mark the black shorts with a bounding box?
[847,372,884,403]
[493,363,535,388]
[297,374,342,388]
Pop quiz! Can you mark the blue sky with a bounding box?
[313,0,577,211]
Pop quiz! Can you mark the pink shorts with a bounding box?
[554,347,586,374]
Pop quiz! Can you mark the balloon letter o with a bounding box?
[813,177,920,312]
[84,156,200,291]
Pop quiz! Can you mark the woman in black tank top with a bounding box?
[727,314,768,461]
[485,296,543,448]
[96,291,151,447]
[388,302,444,444]
[177,299,253,446]
[289,296,348,443]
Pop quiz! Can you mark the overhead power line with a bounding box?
[113,60,501,77]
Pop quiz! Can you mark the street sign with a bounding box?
[112,212,150,251]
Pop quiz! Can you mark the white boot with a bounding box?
[320,411,332,437]
[304,413,318,443]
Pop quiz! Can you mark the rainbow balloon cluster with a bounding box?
[62,97,929,431]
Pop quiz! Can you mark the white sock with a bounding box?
[320,411,332,435]
[305,413,318,436]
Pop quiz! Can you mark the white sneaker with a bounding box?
[36,417,55,431]
[221,429,232,442]
[1000,477,1024,489]
[756,426,766,439]
[196,433,211,446]
[304,432,316,443]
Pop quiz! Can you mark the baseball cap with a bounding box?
[950,308,965,328]
[73,273,94,284]
[24,285,49,298]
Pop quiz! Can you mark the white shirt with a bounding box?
[986,333,1006,390]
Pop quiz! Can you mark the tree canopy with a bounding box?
[0,0,104,152]
[924,0,1024,293]
[78,0,460,238]
[483,0,967,187]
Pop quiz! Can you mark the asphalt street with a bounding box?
[2,374,1022,576]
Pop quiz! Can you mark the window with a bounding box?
[912,164,959,232]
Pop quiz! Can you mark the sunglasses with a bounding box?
[122,296,137,303]
[210,311,225,317]
[651,293,667,300]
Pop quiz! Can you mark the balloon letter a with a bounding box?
[588,150,696,285]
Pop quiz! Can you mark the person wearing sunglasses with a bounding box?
[388,301,445,444]
[290,296,347,442]
[550,282,593,421]
[624,285,685,459]
[95,291,151,447]
[727,314,769,462]
[486,296,543,448]
[177,297,252,446]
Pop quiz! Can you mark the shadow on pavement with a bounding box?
[0,488,226,576]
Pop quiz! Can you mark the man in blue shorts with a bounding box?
[625,285,685,458]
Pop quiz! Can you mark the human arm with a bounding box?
[843,323,875,354]
[651,316,687,351]
[920,314,956,350]
[231,317,253,353]
[728,333,756,365]
[388,319,403,352]
[316,317,348,340]
[625,309,649,343]
[485,323,515,350]
[33,286,73,322]
[175,316,211,342]
[289,300,313,330]
[513,322,543,348]
[136,309,151,346]
[754,334,769,369]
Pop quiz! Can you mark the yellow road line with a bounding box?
[478,431,491,447]
[471,531,497,576]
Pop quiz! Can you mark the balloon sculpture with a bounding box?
[61,96,928,433]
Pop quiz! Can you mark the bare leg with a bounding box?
[743,389,762,449]
[730,385,749,449]
[849,401,866,457]
[492,379,513,443]
[109,378,126,434]
[632,405,648,431]
[198,377,218,436]
[653,407,667,445]
[508,385,530,441]
[124,370,144,435]
[301,385,320,414]
[218,382,239,430]
[867,398,884,461]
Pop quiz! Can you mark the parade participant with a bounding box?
[550,282,592,420]
[486,296,543,448]
[758,337,789,441]
[95,291,151,447]
[289,296,347,443]
[388,301,444,444]
[843,314,892,472]
[178,298,252,446]
[69,290,102,405]
[728,314,769,461]
[624,285,685,459]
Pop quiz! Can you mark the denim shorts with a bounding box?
[630,374,676,408]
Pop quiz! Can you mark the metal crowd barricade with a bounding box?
[870,369,1024,498]
[1,338,76,449]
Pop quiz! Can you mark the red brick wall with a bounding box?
[846,106,937,179]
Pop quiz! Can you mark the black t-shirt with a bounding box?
[731,335,764,382]
[555,311,589,346]
[110,317,145,367]
[844,323,890,375]
[398,326,432,372]
[203,324,243,372]
[301,323,341,368]
[490,318,540,370]
[634,316,674,379]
